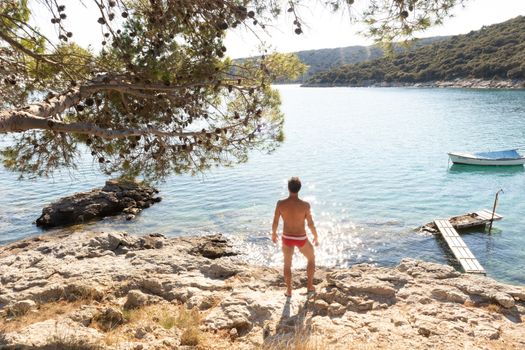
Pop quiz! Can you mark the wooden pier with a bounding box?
[434,219,486,275]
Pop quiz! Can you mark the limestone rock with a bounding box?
[492,292,515,309]
[509,289,525,301]
[68,306,98,326]
[0,318,104,348]
[201,258,243,279]
[135,325,154,339]
[356,300,374,311]
[190,234,238,259]
[328,302,346,317]
[124,289,153,309]
[186,292,221,310]
[313,299,329,315]
[30,284,65,303]
[317,288,349,306]
[85,232,165,257]
[415,318,444,337]
[64,282,104,301]
[451,278,521,309]
[328,271,396,298]
[391,314,407,326]
[6,299,36,316]
[475,325,500,339]
[398,258,460,279]
[229,327,239,340]
[95,306,126,331]
[204,292,279,332]
[431,287,468,304]
[205,300,252,331]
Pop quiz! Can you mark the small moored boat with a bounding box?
[448,149,525,166]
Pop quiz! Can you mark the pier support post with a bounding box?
[489,189,504,233]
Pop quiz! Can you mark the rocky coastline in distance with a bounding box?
[1,230,524,349]
[301,78,525,89]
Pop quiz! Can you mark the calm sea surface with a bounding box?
[1,86,524,284]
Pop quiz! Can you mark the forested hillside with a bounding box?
[236,37,445,83]
[293,45,383,80]
[292,37,446,82]
[305,16,525,86]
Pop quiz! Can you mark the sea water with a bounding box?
[1,86,524,284]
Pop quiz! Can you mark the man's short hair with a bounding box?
[288,177,301,193]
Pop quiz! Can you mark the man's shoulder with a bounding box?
[300,199,311,207]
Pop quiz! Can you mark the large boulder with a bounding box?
[35,179,161,228]
[190,234,238,259]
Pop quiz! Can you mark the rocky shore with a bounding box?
[302,78,525,89]
[416,78,525,89]
[1,231,524,349]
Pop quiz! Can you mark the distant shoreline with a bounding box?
[301,78,525,89]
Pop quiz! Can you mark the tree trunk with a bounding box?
[0,110,202,139]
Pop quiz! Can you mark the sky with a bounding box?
[225,0,525,58]
[29,0,525,58]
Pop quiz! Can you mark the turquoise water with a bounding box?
[1,86,524,284]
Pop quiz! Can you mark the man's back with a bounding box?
[277,197,312,236]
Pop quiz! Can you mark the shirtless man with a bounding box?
[272,177,319,297]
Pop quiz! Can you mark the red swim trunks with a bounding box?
[282,234,308,248]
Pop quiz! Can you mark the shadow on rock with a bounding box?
[263,298,313,347]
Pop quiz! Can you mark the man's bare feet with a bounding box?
[300,288,315,296]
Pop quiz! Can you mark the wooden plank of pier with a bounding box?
[475,209,503,222]
[434,219,486,275]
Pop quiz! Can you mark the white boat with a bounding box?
[448,149,525,166]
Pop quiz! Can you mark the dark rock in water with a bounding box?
[35,179,161,229]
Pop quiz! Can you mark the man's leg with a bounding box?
[282,243,294,296]
[299,241,315,292]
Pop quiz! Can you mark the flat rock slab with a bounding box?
[190,234,238,259]
[35,179,161,228]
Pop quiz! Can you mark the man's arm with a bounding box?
[271,201,281,244]
[306,203,319,246]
